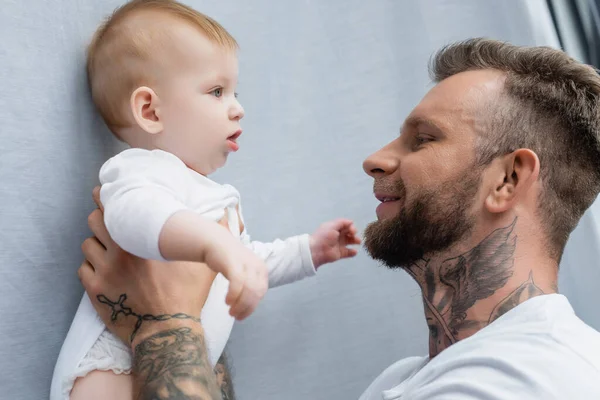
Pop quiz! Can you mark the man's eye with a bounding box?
[211,88,223,97]
[414,135,434,148]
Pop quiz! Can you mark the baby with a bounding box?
[50,1,360,399]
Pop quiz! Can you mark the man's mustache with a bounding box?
[373,178,407,199]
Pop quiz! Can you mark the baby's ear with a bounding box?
[130,86,163,134]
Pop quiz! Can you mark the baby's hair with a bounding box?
[87,0,238,134]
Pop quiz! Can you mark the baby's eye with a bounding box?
[211,88,223,97]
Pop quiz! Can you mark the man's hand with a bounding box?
[78,186,217,346]
[78,187,223,399]
[309,218,362,268]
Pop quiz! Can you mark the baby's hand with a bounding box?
[309,218,362,268]
[204,239,268,320]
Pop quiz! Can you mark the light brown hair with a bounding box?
[87,0,238,133]
[430,38,600,260]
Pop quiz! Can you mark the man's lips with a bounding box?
[374,193,401,203]
[226,130,242,152]
[374,192,402,218]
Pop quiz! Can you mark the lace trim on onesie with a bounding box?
[62,328,132,398]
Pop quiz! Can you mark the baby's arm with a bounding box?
[236,204,361,288]
[100,149,268,319]
[241,231,315,288]
[100,149,233,264]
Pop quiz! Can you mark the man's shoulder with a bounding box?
[401,332,600,399]
[359,356,427,400]
[447,294,600,372]
[403,296,600,399]
[475,294,600,370]
[361,296,600,400]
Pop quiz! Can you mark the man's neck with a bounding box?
[405,217,558,358]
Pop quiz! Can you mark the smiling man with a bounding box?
[360,38,600,399]
[78,38,600,399]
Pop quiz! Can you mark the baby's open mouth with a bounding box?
[226,130,242,151]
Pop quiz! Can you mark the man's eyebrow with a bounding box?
[402,115,446,134]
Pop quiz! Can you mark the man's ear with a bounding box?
[130,86,163,134]
[484,148,540,214]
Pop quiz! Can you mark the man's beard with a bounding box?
[364,168,481,269]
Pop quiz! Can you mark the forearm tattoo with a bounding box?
[214,353,235,400]
[96,293,222,399]
[133,327,222,400]
[97,293,201,343]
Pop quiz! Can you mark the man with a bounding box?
[78,38,600,399]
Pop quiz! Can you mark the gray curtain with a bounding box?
[548,0,600,66]
[1,1,598,399]
[592,1,600,66]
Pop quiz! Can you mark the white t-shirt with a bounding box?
[360,294,600,399]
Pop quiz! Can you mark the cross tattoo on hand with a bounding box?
[96,293,202,343]
[97,294,134,322]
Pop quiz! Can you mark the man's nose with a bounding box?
[229,99,245,121]
[362,144,400,178]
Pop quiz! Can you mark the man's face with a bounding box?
[362,70,502,268]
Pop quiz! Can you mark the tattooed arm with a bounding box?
[129,321,236,400]
[214,353,235,400]
[78,189,227,399]
[130,322,222,400]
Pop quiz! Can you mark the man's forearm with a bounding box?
[214,353,235,400]
[132,324,222,400]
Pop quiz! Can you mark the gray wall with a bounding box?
[1,1,598,399]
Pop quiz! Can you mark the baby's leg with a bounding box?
[70,371,132,400]
[63,327,134,400]
[68,213,231,400]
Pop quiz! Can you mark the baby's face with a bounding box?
[155,23,244,175]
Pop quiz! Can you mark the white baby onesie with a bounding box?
[50,148,316,400]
